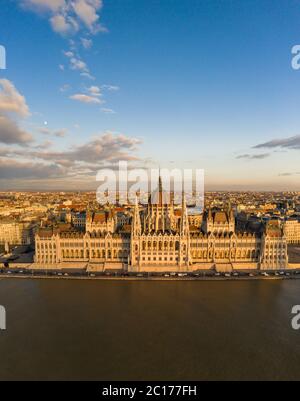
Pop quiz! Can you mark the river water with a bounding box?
[0,278,300,380]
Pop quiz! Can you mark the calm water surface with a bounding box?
[0,278,300,380]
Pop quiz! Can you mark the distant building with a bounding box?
[0,219,36,246]
[86,210,115,233]
[71,211,86,230]
[202,207,235,234]
[284,219,300,244]
[261,220,288,270]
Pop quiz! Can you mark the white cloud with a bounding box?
[80,71,95,80]
[22,0,66,13]
[0,158,64,179]
[0,116,33,145]
[88,85,101,96]
[62,50,94,78]
[34,140,53,149]
[54,129,67,137]
[67,132,141,163]
[0,79,30,117]
[254,135,300,150]
[31,132,142,163]
[72,0,102,29]
[0,80,32,146]
[63,50,74,58]
[0,132,142,185]
[101,108,116,114]
[236,153,270,160]
[81,37,93,49]
[69,85,104,104]
[59,84,71,92]
[22,0,105,36]
[102,84,120,92]
[70,56,88,72]
[69,93,103,104]
[39,127,68,137]
[50,14,73,34]
[69,39,76,50]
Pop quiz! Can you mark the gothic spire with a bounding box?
[132,196,141,237]
[158,169,163,206]
[180,193,189,236]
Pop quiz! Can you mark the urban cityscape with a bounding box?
[1,181,300,277]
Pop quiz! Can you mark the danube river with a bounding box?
[0,278,300,380]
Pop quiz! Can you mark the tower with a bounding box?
[144,172,174,233]
[130,197,141,271]
[180,194,189,237]
[132,197,141,238]
[179,194,191,268]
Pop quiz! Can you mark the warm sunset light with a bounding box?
[1,0,300,387]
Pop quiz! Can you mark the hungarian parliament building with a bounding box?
[35,178,289,273]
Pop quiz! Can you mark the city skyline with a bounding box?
[1,0,300,191]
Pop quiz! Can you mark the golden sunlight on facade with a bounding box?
[34,178,290,273]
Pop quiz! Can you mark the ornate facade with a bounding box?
[34,178,289,272]
[0,219,36,246]
[284,219,300,244]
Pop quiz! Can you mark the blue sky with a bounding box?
[0,0,300,190]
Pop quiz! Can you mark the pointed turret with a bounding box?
[226,200,232,219]
[132,197,141,237]
[180,193,189,236]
